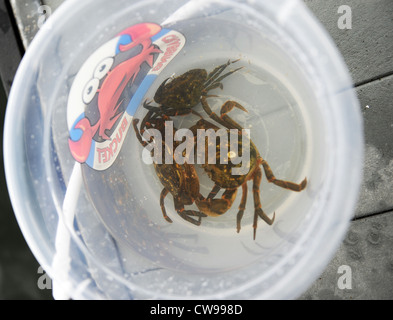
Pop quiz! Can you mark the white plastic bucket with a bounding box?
[4,0,363,299]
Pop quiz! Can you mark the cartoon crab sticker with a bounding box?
[67,23,185,170]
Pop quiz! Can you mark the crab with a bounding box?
[142,59,243,123]
[132,113,207,226]
[189,101,307,240]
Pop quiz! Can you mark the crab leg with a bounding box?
[139,111,158,142]
[220,100,248,130]
[203,82,223,92]
[141,105,171,129]
[195,188,237,217]
[132,119,149,147]
[205,60,233,87]
[207,183,221,200]
[142,104,165,114]
[160,188,173,223]
[200,96,249,133]
[204,59,242,90]
[201,96,234,129]
[260,159,307,192]
[174,194,206,226]
[252,166,275,240]
[140,109,155,126]
[236,183,248,233]
[176,207,206,226]
[204,67,244,93]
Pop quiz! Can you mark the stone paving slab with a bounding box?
[302,0,393,299]
[13,0,393,86]
[301,210,393,300]
[0,0,22,94]
[355,75,393,218]
[8,0,41,49]
[42,0,64,10]
[304,0,393,86]
[8,0,66,49]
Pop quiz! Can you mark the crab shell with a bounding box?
[154,69,208,109]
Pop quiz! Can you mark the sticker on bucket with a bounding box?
[67,23,185,171]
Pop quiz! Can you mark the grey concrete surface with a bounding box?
[304,0,393,86]
[301,0,393,299]
[8,0,64,49]
[300,211,393,300]
[0,0,51,300]
[9,0,41,48]
[42,0,64,11]
[0,0,22,94]
[355,76,393,218]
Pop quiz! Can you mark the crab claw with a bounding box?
[220,100,248,116]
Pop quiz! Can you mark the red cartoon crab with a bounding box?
[69,23,162,163]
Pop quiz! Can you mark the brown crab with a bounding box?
[141,59,243,125]
[189,101,307,240]
[132,112,206,226]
